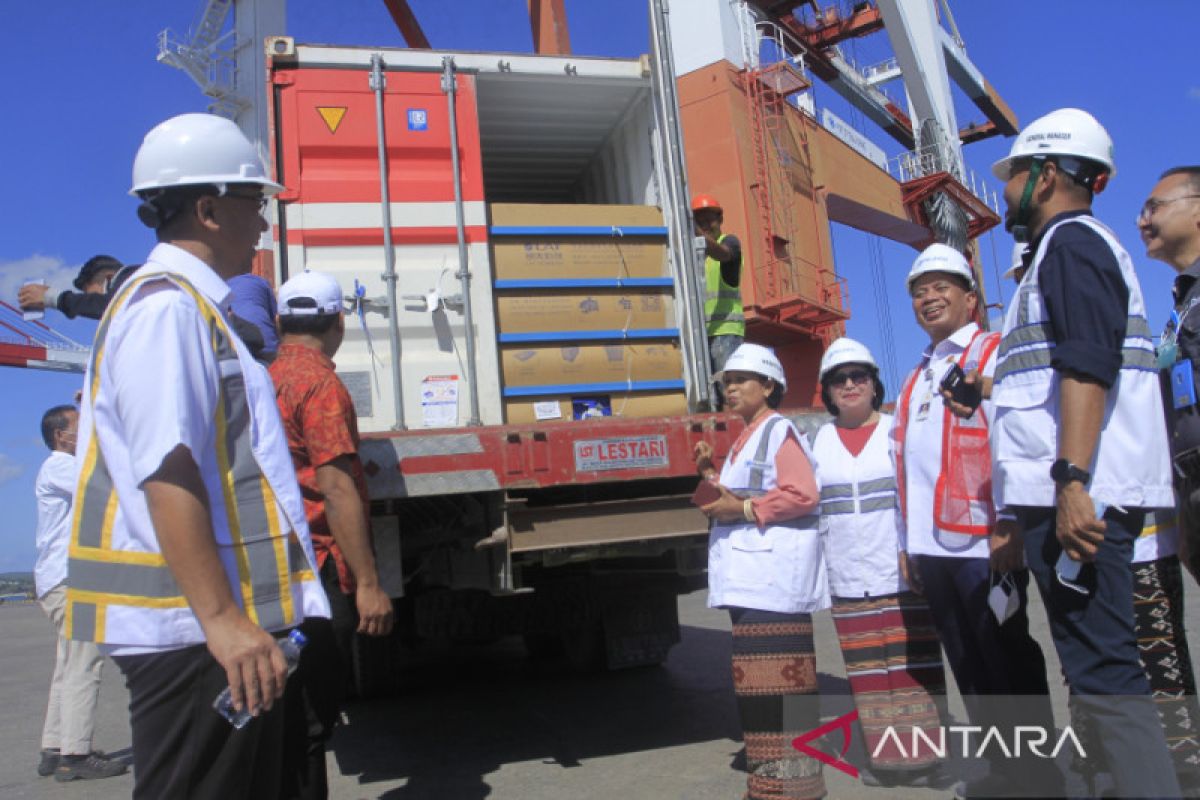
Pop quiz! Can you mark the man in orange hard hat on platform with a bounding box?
[693,194,743,408]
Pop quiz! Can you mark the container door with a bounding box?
[271,63,502,431]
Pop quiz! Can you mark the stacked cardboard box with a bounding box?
[489,203,688,423]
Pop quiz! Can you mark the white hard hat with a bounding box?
[819,337,877,381]
[718,343,786,390]
[991,108,1115,182]
[906,243,975,292]
[1003,242,1029,281]
[277,270,344,316]
[130,113,285,196]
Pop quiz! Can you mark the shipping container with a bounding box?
[266,38,740,693]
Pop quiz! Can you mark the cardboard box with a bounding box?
[489,203,668,280]
[490,203,665,228]
[501,341,683,387]
[495,290,674,333]
[503,390,689,424]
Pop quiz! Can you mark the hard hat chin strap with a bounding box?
[1007,159,1044,244]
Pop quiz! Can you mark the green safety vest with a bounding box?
[704,234,744,337]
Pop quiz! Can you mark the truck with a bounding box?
[261,14,744,695]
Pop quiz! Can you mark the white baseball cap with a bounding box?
[277,270,344,316]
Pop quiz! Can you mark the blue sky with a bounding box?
[1,1,1197,572]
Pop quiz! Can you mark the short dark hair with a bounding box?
[138,185,220,234]
[41,405,76,450]
[820,365,885,417]
[1160,166,1200,194]
[279,313,339,336]
[74,254,123,290]
[766,381,784,410]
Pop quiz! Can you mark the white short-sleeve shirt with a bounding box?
[34,450,76,598]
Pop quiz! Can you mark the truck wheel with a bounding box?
[562,623,606,672]
[522,632,564,661]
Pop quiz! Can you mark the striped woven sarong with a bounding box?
[730,607,825,799]
[1133,556,1200,779]
[830,592,946,770]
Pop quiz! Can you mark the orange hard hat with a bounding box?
[692,194,722,212]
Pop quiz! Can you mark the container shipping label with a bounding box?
[420,374,459,428]
[574,435,669,472]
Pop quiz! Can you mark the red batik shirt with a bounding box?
[270,342,369,594]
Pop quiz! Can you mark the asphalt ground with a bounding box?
[2,570,1198,800]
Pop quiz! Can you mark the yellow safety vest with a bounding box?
[66,271,317,644]
[704,233,744,337]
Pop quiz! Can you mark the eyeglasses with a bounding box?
[826,369,871,387]
[1137,194,1200,222]
[224,191,269,212]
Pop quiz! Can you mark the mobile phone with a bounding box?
[940,363,982,410]
[691,478,722,507]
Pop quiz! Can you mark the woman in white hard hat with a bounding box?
[810,338,951,789]
[692,342,827,800]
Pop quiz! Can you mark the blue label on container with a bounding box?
[407,109,428,131]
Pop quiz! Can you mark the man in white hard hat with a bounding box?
[63,113,330,798]
[892,243,1057,798]
[1141,165,1200,582]
[990,108,1180,797]
[270,269,395,797]
[1135,165,1200,790]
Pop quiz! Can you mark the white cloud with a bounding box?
[0,454,25,487]
[0,254,78,307]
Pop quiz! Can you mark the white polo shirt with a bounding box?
[78,244,329,654]
[34,450,75,598]
[897,323,992,560]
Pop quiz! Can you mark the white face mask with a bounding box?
[988,574,1020,625]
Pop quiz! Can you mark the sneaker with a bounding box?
[54,753,128,782]
[37,749,59,777]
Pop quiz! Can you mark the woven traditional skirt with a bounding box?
[729,607,825,800]
[830,592,946,771]
[1133,556,1200,781]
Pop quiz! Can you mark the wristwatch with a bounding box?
[1050,458,1091,486]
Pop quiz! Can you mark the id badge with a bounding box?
[915,400,931,421]
[1172,358,1197,410]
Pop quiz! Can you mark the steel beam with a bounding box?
[381,0,431,48]
[528,0,571,55]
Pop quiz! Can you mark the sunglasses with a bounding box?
[827,369,871,387]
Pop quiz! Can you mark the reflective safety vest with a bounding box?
[707,413,828,614]
[66,271,321,646]
[704,234,744,338]
[1133,508,1179,565]
[991,214,1174,509]
[812,415,906,597]
[894,329,1000,536]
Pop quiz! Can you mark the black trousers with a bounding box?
[280,558,357,800]
[114,643,284,800]
[1020,505,1183,798]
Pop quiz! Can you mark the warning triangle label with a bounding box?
[316,107,347,134]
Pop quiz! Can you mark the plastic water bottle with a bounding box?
[213,629,307,728]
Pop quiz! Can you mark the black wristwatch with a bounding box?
[1050,458,1091,486]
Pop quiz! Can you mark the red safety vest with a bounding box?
[893,329,1001,536]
